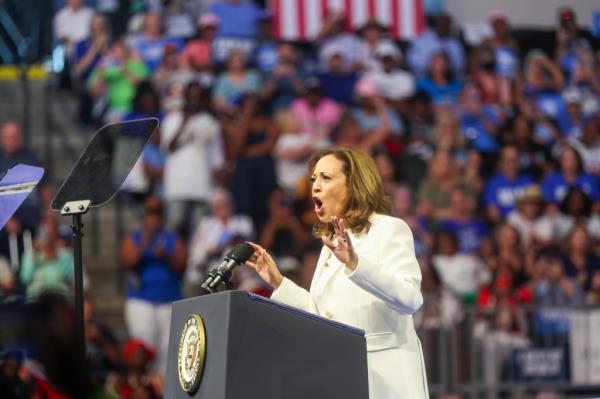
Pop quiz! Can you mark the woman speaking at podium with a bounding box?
[246,148,429,398]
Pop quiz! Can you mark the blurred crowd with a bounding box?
[1,0,600,397]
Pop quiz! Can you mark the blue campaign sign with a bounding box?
[512,347,568,381]
[0,164,45,229]
[592,11,600,38]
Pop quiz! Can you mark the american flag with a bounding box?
[271,0,425,41]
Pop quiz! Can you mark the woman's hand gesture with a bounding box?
[322,217,358,270]
[246,242,284,289]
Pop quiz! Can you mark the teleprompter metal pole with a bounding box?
[61,199,91,372]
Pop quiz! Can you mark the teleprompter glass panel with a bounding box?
[51,118,159,211]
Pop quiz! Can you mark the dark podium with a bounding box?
[165,291,369,399]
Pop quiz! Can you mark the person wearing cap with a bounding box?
[507,185,554,249]
[118,338,162,398]
[181,12,219,74]
[365,41,415,103]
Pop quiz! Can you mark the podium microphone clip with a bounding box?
[199,242,255,294]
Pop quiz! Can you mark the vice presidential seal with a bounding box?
[178,314,206,392]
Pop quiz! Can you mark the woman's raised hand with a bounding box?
[322,217,358,270]
[245,242,284,289]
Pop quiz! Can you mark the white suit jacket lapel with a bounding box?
[310,229,367,293]
[310,245,332,293]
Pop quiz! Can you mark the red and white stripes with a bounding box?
[271,0,425,41]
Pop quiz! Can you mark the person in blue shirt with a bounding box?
[213,49,262,114]
[408,13,466,77]
[209,0,261,39]
[558,88,588,139]
[72,15,110,84]
[128,12,184,73]
[262,42,306,113]
[440,187,491,255]
[416,51,463,107]
[120,197,186,375]
[253,10,278,75]
[317,47,359,106]
[459,83,500,154]
[484,145,535,223]
[542,146,600,208]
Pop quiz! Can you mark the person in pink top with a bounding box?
[180,13,219,74]
[290,77,342,141]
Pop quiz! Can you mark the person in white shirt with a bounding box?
[365,41,416,102]
[317,12,365,72]
[568,119,600,175]
[507,185,554,249]
[356,19,392,72]
[273,108,328,193]
[53,0,95,54]
[160,81,224,240]
[184,188,253,297]
[432,230,491,303]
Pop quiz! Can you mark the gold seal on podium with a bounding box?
[178,314,206,392]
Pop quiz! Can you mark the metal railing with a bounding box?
[416,299,600,398]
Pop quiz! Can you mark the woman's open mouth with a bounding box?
[313,196,324,214]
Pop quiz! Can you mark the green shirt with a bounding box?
[91,59,149,112]
[20,248,74,300]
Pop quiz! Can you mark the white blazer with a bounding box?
[271,213,429,399]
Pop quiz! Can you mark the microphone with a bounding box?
[200,242,255,294]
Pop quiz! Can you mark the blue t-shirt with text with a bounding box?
[541,171,600,204]
[484,173,535,217]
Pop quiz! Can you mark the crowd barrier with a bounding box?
[416,299,600,398]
